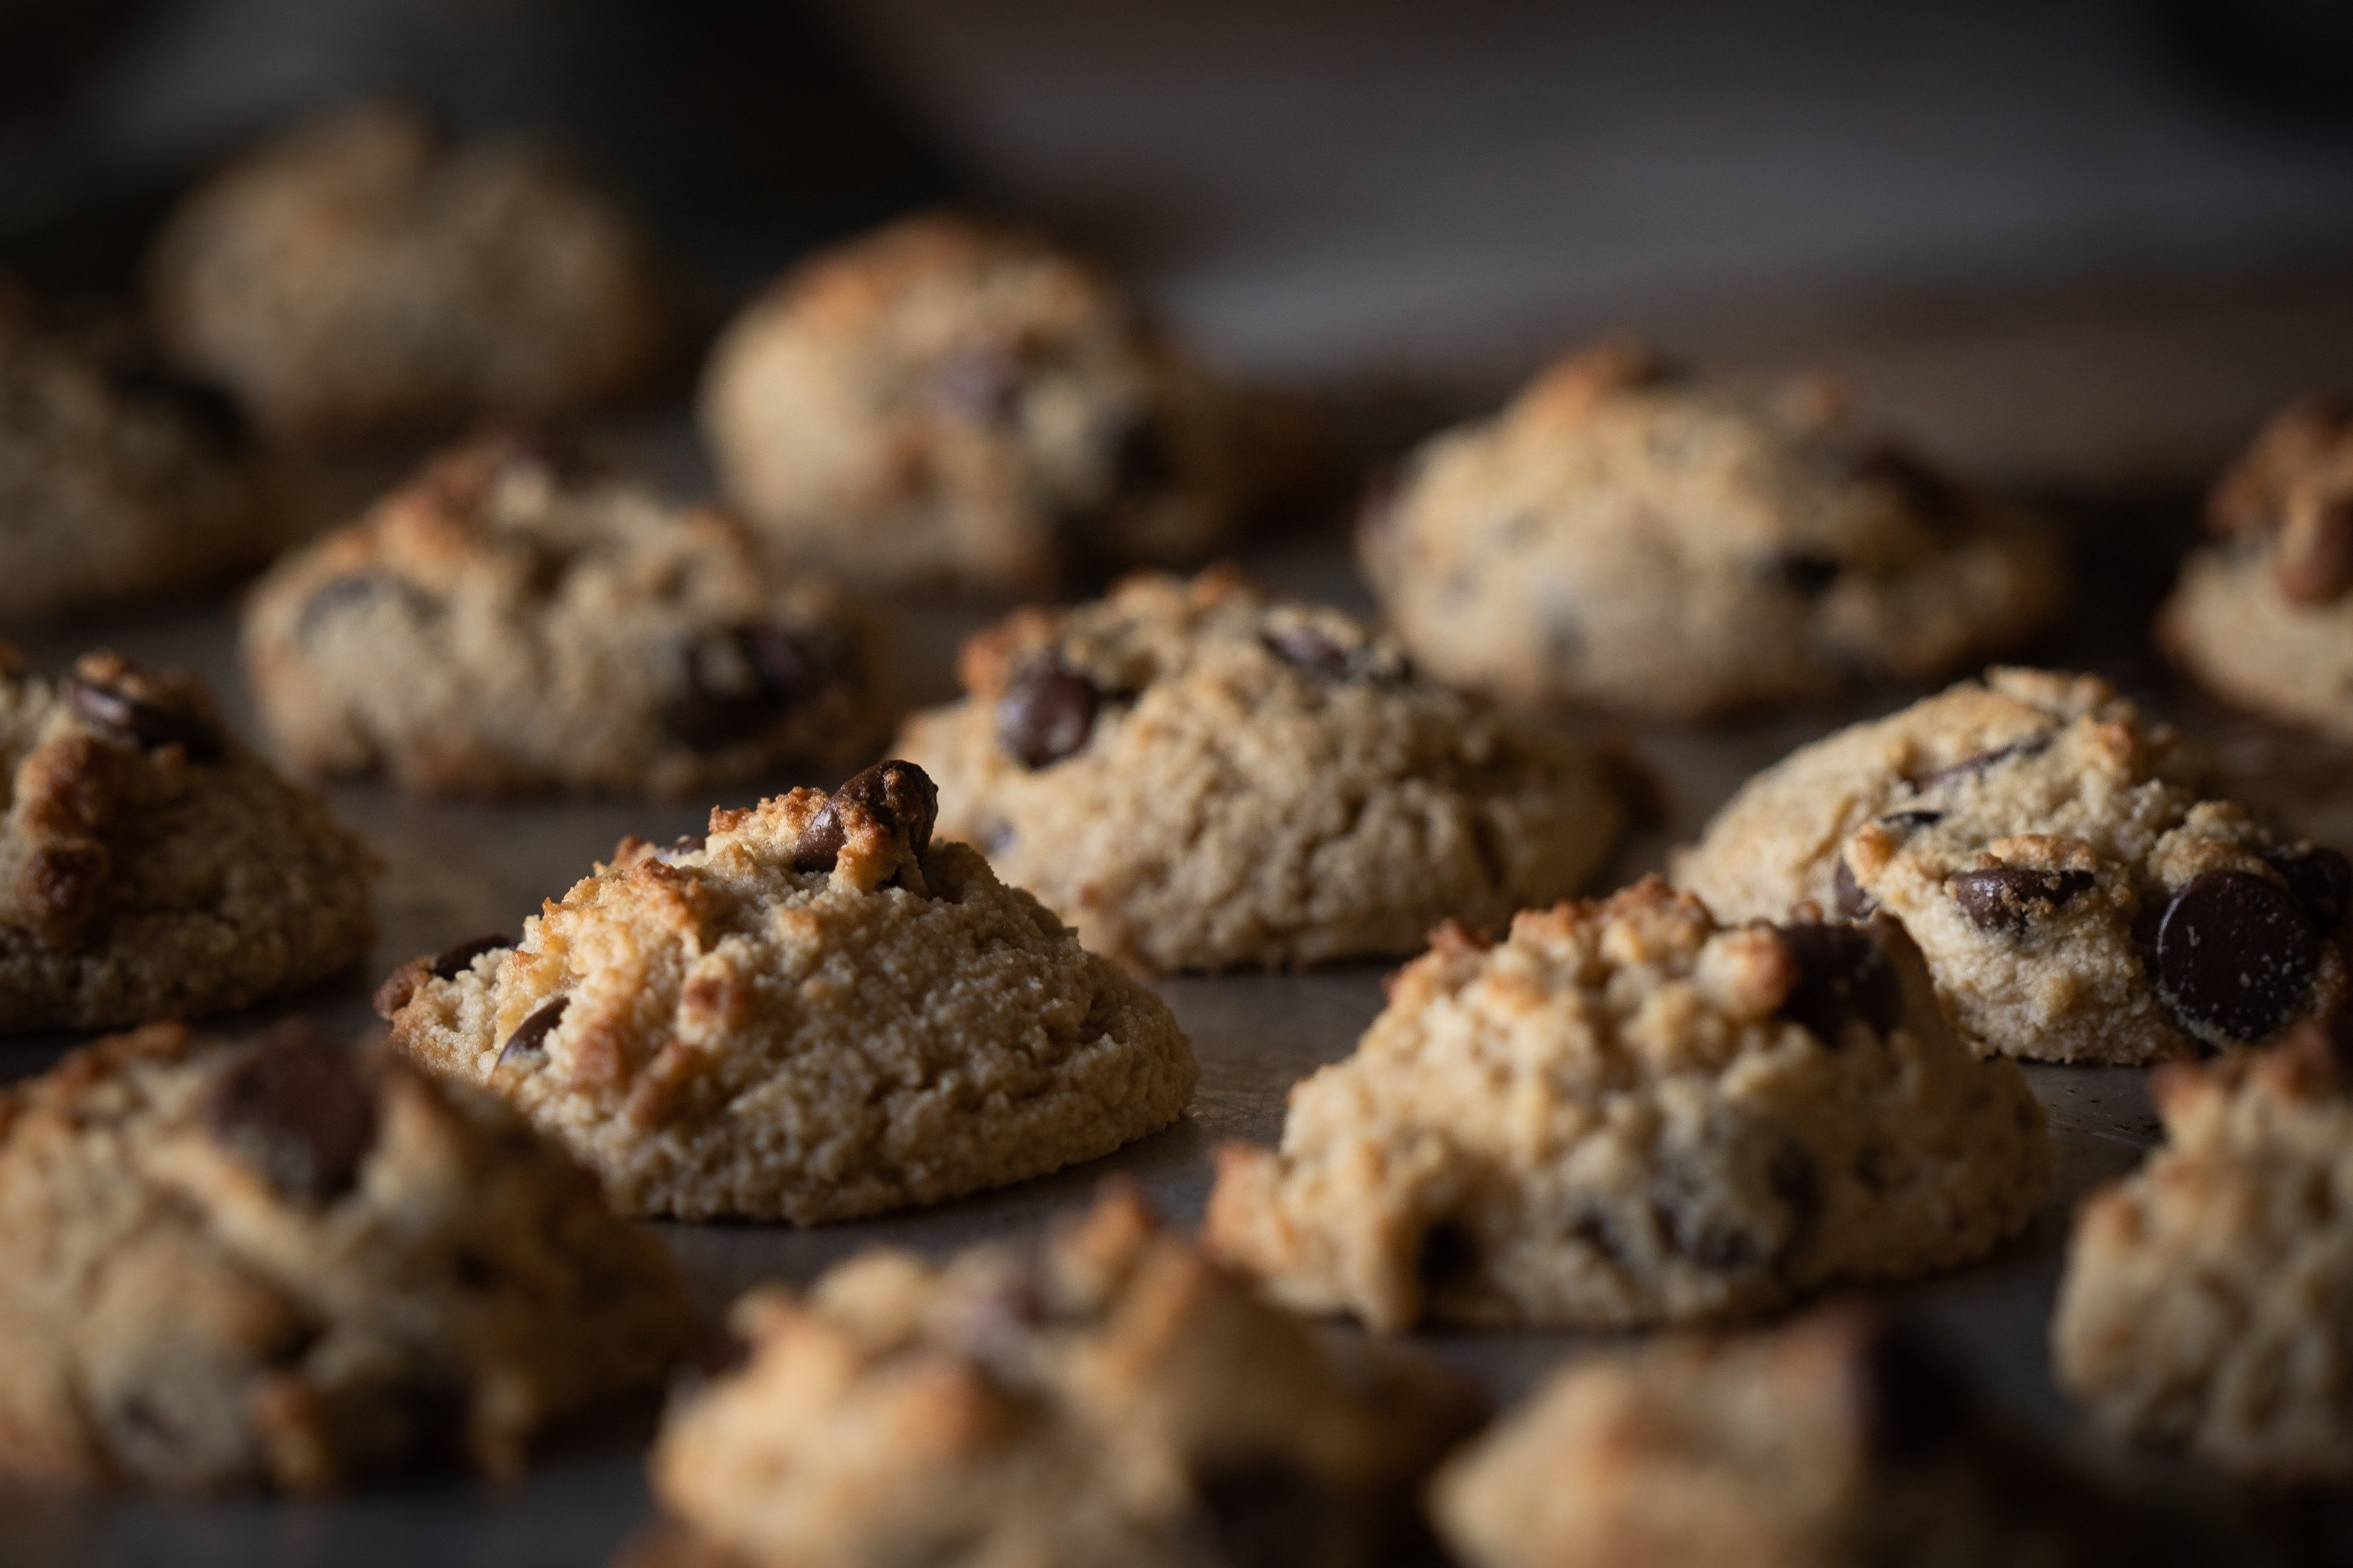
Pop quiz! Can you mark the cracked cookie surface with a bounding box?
[380,762,1195,1221]
[895,567,1630,972]
[1674,667,2349,1063]
[1205,879,2048,1330]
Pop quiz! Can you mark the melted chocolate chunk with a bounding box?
[1950,867,2096,934]
[1772,552,1841,596]
[208,1030,379,1204]
[427,934,512,981]
[794,760,940,874]
[1773,923,1904,1041]
[994,661,1101,768]
[1833,859,1875,918]
[660,624,833,752]
[499,997,569,1064]
[2265,844,2352,932]
[1188,1461,1329,1568]
[1261,625,1355,678]
[1913,740,2043,793]
[64,675,225,762]
[2155,871,2320,1042]
[1878,810,1943,830]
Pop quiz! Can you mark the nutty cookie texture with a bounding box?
[149,103,666,444]
[1433,1307,2150,1568]
[1674,667,2349,1064]
[1359,340,2059,719]
[2161,396,2353,740]
[241,430,882,798]
[0,1022,695,1490]
[894,567,1631,972]
[633,1184,1481,1568]
[2053,1020,2353,1482]
[700,213,1260,594]
[1204,879,2047,1331]
[0,646,375,1030]
[380,761,1195,1222]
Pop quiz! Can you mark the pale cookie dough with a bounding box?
[1675,667,2349,1064]
[241,430,883,798]
[2161,395,2353,740]
[1359,340,2061,718]
[379,760,1195,1222]
[1204,878,2048,1331]
[0,645,375,1031]
[2054,1021,2353,1483]
[634,1183,1482,1568]
[150,102,666,444]
[700,213,1259,594]
[0,1022,695,1490]
[895,567,1632,972]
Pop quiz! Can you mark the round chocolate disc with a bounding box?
[2154,870,2319,1043]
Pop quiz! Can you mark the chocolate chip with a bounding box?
[2265,845,2352,931]
[1189,1461,1329,1568]
[1950,867,2096,934]
[1878,810,1943,830]
[2155,870,2320,1042]
[1656,1140,1818,1273]
[1772,552,1841,596]
[659,624,834,752]
[498,997,569,1064]
[994,662,1100,768]
[1853,442,1963,528]
[1415,1219,1480,1288]
[1774,923,1904,1040]
[427,934,511,981]
[931,341,1027,422]
[1109,414,1175,497]
[1914,740,2039,792]
[1853,1319,1973,1465]
[791,804,846,874]
[1261,625,1355,677]
[1833,860,1875,918]
[655,834,706,864]
[793,760,939,874]
[294,573,434,640]
[63,675,224,762]
[207,1030,379,1204]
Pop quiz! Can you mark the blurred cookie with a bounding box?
[636,1183,1480,1568]
[379,761,1194,1221]
[2055,1021,2353,1482]
[1675,667,2348,1063]
[1359,341,2060,718]
[0,646,375,1030]
[242,430,882,798]
[1205,878,2047,1330]
[700,213,1258,594]
[150,103,666,444]
[895,567,1631,972]
[2161,396,2353,739]
[0,1022,694,1490]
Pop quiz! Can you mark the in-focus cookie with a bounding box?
[380,760,1194,1221]
[635,1183,1481,1568]
[1360,341,2060,718]
[1674,667,2349,1064]
[1433,1306,2150,1568]
[1205,878,2047,1330]
[0,1022,695,1490]
[150,103,666,444]
[0,645,375,1030]
[2054,1020,2353,1482]
[700,213,1259,594]
[896,567,1632,972]
[242,430,882,798]
[0,292,273,622]
[2160,396,2353,740]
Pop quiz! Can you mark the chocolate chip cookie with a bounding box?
[1205,878,2048,1330]
[242,430,881,798]
[1675,667,2348,1063]
[2161,396,2353,740]
[0,646,376,1030]
[2054,1020,2353,1482]
[150,103,666,444]
[1359,341,2061,718]
[636,1183,1480,1568]
[894,567,1631,972]
[379,761,1195,1221]
[700,213,1258,594]
[0,1022,695,1490]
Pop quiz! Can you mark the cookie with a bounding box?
[1433,1306,2144,1568]
[0,645,375,1031]
[1359,341,2061,718]
[2160,396,2353,740]
[241,430,883,798]
[149,103,666,444]
[0,1021,695,1490]
[637,1182,1481,1568]
[1674,667,2349,1063]
[1204,878,2047,1330]
[0,295,273,622]
[2054,1020,2353,1482]
[379,760,1194,1222]
[894,567,1631,972]
[700,213,1257,594]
